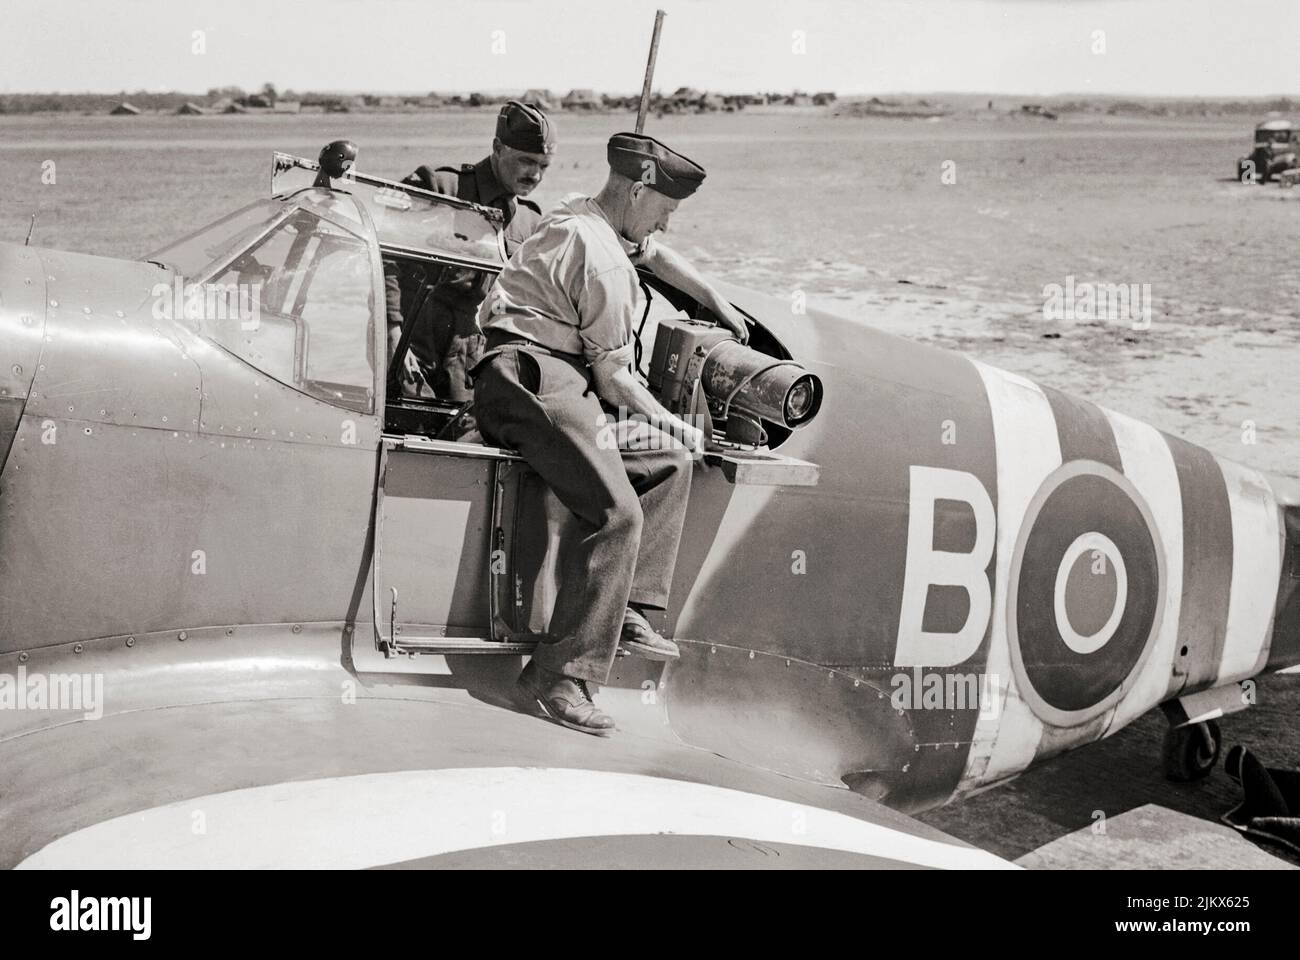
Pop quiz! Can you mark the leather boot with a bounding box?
[618,606,680,661]
[517,660,616,737]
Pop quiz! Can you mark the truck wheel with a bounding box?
[1162,719,1221,782]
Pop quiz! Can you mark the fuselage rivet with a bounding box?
[292,624,302,634]
[126,637,135,647]
[18,652,29,663]
[748,650,754,659]
[710,645,716,654]
[74,643,83,654]
[225,627,234,636]
[178,631,187,641]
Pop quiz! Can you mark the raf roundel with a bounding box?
[1006,460,1166,728]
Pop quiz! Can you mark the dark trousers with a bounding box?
[384,260,484,403]
[422,295,483,403]
[474,346,693,683]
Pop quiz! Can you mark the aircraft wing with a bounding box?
[0,630,1012,870]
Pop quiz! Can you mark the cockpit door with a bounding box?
[366,437,532,665]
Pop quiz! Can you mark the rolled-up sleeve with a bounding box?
[576,264,641,383]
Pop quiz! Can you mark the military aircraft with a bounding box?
[1,141,1296,869]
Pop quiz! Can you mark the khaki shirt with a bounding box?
[477,194,654,381]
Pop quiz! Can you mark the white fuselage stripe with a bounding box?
[1101,408,1184,732]
[1217,459,1282,682]
[961,362,1058,789]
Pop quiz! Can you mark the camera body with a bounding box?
[647,317,823,445]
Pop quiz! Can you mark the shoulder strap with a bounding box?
[454,163,477,202]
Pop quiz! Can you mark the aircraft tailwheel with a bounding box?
[1162,719,1221,782]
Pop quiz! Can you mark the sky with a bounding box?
[4,0,1298,97]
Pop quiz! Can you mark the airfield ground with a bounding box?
[1,108,1297,864]
[3,109,1297,477]
[917,669,1300,867]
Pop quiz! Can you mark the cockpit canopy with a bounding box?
[147,189,379,414]
[270,152,506,269]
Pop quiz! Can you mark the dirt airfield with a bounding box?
[2,107,1297,865]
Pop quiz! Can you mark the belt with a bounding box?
[474,331,586,377]
[484,330,532,352]
[482,331,583,361]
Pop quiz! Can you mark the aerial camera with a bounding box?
[648,317,823,446]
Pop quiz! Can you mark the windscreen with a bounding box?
[271,152,505,269]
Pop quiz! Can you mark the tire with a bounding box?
[1162,719,1221,782]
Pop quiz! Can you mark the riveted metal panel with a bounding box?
[191,330,381,450]
[24,249,200,432]
[0,414,375,650]
[0,244,47,404]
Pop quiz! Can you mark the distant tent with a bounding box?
[222,102,249,114]
[521,88,555,111]
[110,101,141,116]
[271,100,301,114]
[697,92,725,112]
[244,93,272,109]
[176,102,206,115]
[562,88,602,110]
[812,91,837,106]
